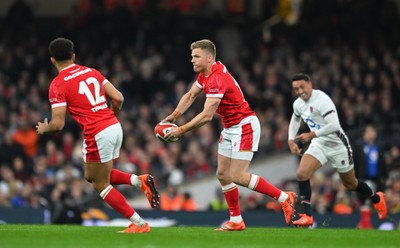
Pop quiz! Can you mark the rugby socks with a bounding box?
[247,174,282,200]
[221,183,242,222]
[130,212,147,227]
[299,180,312,216]
[110,169,139,186]
[100,185,135,219]
[355,180,380,204]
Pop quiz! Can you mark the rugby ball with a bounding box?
[154,122,179,143]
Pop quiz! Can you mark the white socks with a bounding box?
[277,191,289,203]
[130,212,146,226]
[130,175,139,187]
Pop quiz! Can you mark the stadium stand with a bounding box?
[0,0,399,227]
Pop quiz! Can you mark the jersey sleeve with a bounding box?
[48,81,67,108]
[318,93,336,118]
[93,68,108,85]
[293,100,301,117]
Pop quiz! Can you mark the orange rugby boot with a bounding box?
[139,174,160,208]
[118,223,150,233]
[215,220,246,231]
[373,192,387,220]
[280,191,297,225]
[293,214,314,227]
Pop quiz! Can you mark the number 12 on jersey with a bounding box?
[79,77,106,106]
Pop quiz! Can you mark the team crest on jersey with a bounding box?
[310,106,314,113]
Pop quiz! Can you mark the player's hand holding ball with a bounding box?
[154,121,180,143]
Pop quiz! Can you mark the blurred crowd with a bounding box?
[0,0,400,224]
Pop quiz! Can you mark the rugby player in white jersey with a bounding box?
[288,73,387,227]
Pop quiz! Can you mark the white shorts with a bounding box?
[218,116,260,161]
[82,123,123,163]
[305,139,354,173]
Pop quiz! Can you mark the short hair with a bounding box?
[291,73,311,82]
[190,39,216,59]
[48,37,74,61]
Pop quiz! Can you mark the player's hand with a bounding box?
[288,139,302,156]
[161,114,177,124]
[162,110,181,124]
[165,126,183,141]
[36,118,48,135]
[295,132,316,144]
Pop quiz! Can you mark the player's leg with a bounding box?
[329,142,387,221]
[109,169,159,208]
[226,116,296,225]
[215,153,245,231]
[83,124,150,233]
[104,123,159,208]
[85,161,149,233]
[293,152,322,227]
[339,168,387,220]
[110,168,137,185]
[229,116,286,200]
[228,155,296,225]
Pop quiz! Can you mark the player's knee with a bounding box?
[296,170,311,181]
[92,181,109,193]
[216,170,229,181]
[342,180,357,190]
[84,175,92,184]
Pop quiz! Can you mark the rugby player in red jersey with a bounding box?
[163,39,297,230]
[36,37,159,233]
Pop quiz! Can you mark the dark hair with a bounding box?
[291,73,311,82]
[48,37,74,61]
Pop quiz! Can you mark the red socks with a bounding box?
[110,169,132,185]
[222,183,241,217]
[100,185,134,219]
[248,174,281,200]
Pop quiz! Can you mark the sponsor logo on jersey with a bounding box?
[305,117,320,129]
[209,88,219,93]
[64,68,92,81]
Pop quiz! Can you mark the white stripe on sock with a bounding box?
[248,174,259,190]
[221,182,237,191]
[99,185,113,199]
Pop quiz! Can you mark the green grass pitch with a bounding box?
[1,225,399,248]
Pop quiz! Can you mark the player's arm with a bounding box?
[36,106,66,135]
[163,82,202,123]
[166,97,220,140]
[295,110,341,143]
[314,110,341,136]
[179,97,220,133]
[288,113,302,155]
[104,81,124,116]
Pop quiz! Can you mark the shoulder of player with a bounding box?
[316,90,335,106]
[293,97,303,107]
[313,89,330,99]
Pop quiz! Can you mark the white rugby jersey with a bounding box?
[293,89,348,145]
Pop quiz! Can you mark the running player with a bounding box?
[36,37,160,233]
[288,73,387,227]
